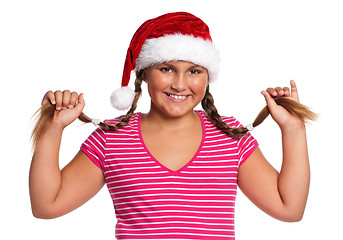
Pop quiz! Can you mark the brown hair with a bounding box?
[31,70,144,150]
[32,71,317,149]
[201,85,317,138]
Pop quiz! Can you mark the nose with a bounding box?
[171,73,187,92]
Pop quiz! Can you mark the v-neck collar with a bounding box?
[137,110,206,175]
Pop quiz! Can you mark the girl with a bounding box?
[29,12,316,239]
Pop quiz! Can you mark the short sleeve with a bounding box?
[80,127,106,170]
[224,116,259,166]
[237,131,258,166]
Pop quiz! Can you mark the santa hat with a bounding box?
[110,12,220,110]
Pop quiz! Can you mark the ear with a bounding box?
[142,69,148,83]
[135,69,147,83]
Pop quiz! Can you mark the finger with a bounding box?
[261,90,277,113]
[55,90,63,110]
[68,91,79,109]
[62,90,71,109]
[74,93,85,114]
[283,87,290,97]
[275,87,285,97]
[266,88,277,97]
[290,80,300,101]
[42,90,56,105]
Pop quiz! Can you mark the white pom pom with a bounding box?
[110,86,136,110]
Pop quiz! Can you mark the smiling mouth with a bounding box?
[164,92,190,100]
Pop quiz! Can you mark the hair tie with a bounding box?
[246,123,254,131]
[91,118,101,126]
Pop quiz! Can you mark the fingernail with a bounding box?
[52,100,56,104]
[68,105,73,109]
[56,107,61,110]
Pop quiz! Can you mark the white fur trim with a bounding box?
[135,34,220,81]
[110,86,136,110]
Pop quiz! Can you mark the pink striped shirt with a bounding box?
[81,110,258,239]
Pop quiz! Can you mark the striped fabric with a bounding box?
[81,110,258,239]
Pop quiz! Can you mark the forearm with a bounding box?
[29,123,64,217]
[278,125,310,220]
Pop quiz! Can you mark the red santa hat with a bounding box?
[111,12,220,110]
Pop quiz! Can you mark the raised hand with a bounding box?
[261,80,305,130]
[42,90,85,129]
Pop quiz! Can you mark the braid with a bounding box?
[201,86,248,138]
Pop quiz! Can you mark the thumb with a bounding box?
[261,90,277,113]
[74,93,85,114]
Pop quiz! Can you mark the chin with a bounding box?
[161,107,195,118]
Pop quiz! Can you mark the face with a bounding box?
[143,61,209,118]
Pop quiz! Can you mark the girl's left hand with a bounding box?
[261,80,305,130]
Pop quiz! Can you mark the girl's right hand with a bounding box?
[42,90,85,129]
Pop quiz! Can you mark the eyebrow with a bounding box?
[160,62,205,69]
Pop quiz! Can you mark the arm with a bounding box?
[29,91,105,219]
[238,80,310,222]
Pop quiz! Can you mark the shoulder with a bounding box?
[197,110,243,129]
[102,112,142,128]
[222,115,243,128]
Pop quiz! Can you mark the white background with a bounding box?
[1,0,342,239]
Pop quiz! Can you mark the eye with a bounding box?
[189,69,201,74]
[160,67,173,73]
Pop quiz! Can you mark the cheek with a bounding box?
[147,79,168,95]
[147,72,170,91]
[191,78,208,97]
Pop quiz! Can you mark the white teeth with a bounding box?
[169,94,187,100]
